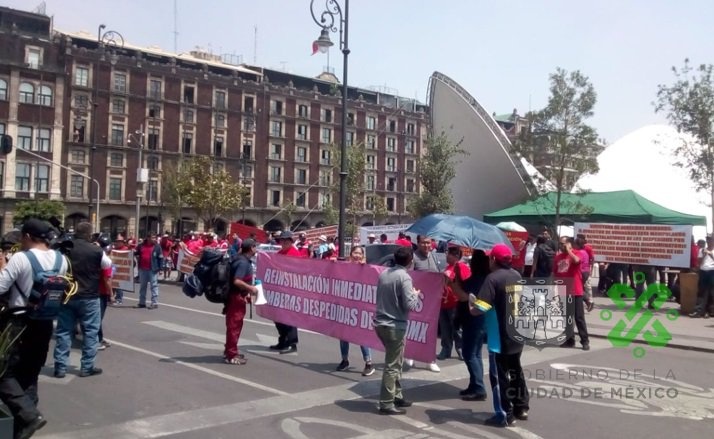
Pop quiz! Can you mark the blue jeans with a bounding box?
[139,269,159,305]
[53,297,101,373]
[339,340,371,361]
[461,316,486,395]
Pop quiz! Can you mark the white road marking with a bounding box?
[105,338,289,397]
[178,341,224,350]
[141,320,276,348]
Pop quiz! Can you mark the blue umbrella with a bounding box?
[407,214,515,252]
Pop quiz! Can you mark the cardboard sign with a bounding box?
[110,250,134,292]
[359,224,412,244]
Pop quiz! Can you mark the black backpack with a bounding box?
[193,249,230,303]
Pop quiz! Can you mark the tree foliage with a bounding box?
[175,157,245,231]
[514,68,600,232]
[14,200,65,224]
[655,59,714,221]
[407,131,466,218]
[161,159,192,223]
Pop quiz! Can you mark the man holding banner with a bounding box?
[374,246,420,416]
[270,231,301,354]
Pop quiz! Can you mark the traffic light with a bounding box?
[1,135,12,155]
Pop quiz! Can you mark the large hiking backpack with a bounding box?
[193,249,231,303]
[22,250,74,320]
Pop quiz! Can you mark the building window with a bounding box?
[215,113,226,128]
[70,175,84,198]
[215,90,226,109]
[36,128,51,152]
[243,115,255,132]
[320,170,332,186]
[321,149,331,165]
[110,152,124,167]
[296,146,307,163]
[387,137,396,152]
[296,168,307,185]
[111,124,124,146]
[270,144,282,160]
[147,156,160,170]
[347,112,355,126]
[74,66,89,87]
[388,120,396,133]
[0,123,4,136]
[109,177,122,201]
[183,108,194,123]
[346,132,355,147]
[71,150,86,164]
[242,142,252,158]
[112,98,125,114]
[366,174,375,191]
[405,140,415,155]
[74,94,89,109]
[182,132,193,154]
[26,46,42,68]
[367,116,376,130]
[365,196,375,211]
[406,159,415,173]
[270,166,281,183]
[386,157,396,172]
[271,190,281,207]
[387,177,396,192]
[297,124,308,140]
[15,163,31,191]
[149,104,161,118]
[17,126,32,150]
[19,82,34,104]
[270,100,283,115]
[73,119,86,143]
[113,72,127,93]
[244,96,254,113]
[407,122,416,136]
[37,85,52,106]
[321,108,332,123]
[214,137,223,156]
[367,135,376,149]
[406,178,415,193]
[0,79,7,100]
[147,128,160,150]
[296,192,306,207]
[35,164,49,193]
[298,104,309,118]
[0,161,4,190]
[146,180,158,202]
[321,127,332,143]
[366,155,375,170]
[182,84,194,104]
[149,79,162,100]
[386,197,395,212]
[270,121,283,137]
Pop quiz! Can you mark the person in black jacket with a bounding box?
[53,222,111,378]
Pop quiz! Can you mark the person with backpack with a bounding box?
[530,235,555,278]
[0,218,69,439]
[224,239,258,365]
[135,233,163,309]
[53,222,112,379]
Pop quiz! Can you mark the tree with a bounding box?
[14,200,65,224]
[407,131,466,218]
[282,199,297,227]
[655,59,714,222]
[180,157,245,231]
[161,159,192,233]
[371,195,389,225]
[330,142,367,226]
[515,68,600,232]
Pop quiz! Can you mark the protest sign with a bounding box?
[574,222,693,267]
[359,224,412,244]
[255,253,442,363]
[230,222,268,243]
[504,230,529,269]
[110,250,134,292]
[303,225,339,243]
[177,247,202,274]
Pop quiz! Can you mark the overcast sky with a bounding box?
[8,0,714,144]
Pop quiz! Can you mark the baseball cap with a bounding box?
[490,244,513,263]
[241,238,257,249]
[21,218,53,241]
[368,233,376,238]
[279,231,294,241]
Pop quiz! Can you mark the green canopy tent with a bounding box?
[483,190,706,226]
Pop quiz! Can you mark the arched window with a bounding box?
[19,82,34,104]
[0,79,7,100]
[38,85,53,106]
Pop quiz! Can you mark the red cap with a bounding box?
[490,244,513,263]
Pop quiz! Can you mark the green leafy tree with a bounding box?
[181,157,245,231]
[371,195,389,225]
[14,200,65,224]
[161,159,192,232]
[282,199,297,227]
[516,68,600,232]
[655,59,714,222]
[322,199,338,226]
[330,142,367,226]
[407,131,466,217]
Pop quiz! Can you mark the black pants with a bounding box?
[494,351,529,418]
[566,296,589,345]
[438,308,461,355]
[275,323,298,347]
[98,295,109,342]
[694,270,714,315]
[0,316,53,432]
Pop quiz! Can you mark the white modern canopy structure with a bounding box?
[427,71,549,220]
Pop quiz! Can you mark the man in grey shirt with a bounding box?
[374,246,420,415]
[410,236,442,372]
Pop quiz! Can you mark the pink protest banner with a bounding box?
[255,252,443,363]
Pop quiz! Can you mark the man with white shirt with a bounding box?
[690,235,714,318]
[0,218,69,439]
[53,222,112,378]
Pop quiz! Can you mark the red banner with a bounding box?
[230,222,268,243]
[504,231,529,269]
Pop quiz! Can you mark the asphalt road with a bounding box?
[33,283,714,439]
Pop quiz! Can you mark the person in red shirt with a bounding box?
[553,236,589,350]
[135,233,162,309]
[159,234,173,280]
[395,232,411,247]
[203,233,219,249]
[272,231,300,353]
[438,246,472,361]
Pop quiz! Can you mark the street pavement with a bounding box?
[34,281,714,439]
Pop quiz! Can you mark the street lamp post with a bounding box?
[310,0,350,259]
[128,126,146,240]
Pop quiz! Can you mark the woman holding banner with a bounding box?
[336,246,375,376]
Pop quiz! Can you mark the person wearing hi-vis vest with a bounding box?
[469,244,529,428]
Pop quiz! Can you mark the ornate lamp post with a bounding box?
[310,0,350,259]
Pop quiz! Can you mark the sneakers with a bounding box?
[484,414,515,427]
[362,362,375,376]
[134,304,147,309]
[585,300,595,312]
[428,362,441,373]
[514,409,529,421]
[462,393,487,401]
[394,398,412,408]
[17,415,47,439]
[53,370,66,379]
[98,340,111,351]
[224,356,247,365]
[436,350,451,361]
[279,345,297,354]
[405,359,414,368]
[148,303,159,309]
[336,360,350,371]
[582,343,590,351]
[378,406,406,416]
[79,367,103,377]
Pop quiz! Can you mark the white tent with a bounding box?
[575,124,710,238]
